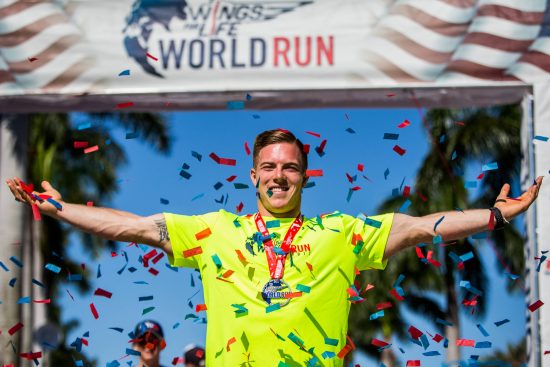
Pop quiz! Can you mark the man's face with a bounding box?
[133,335,162,365]
[250,142,307,217]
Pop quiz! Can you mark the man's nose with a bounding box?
[274,167,286,181]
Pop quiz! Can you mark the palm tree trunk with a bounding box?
[444,247,460,365]
[380,329,397,367]
[0,114,29,367]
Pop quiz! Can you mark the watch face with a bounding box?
[261,278,292,307]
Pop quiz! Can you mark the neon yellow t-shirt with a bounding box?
[165,210,394,367]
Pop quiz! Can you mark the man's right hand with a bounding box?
[5,178,63,216]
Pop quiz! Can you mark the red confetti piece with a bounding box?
[456,339,475,347]
[183,246,203,258]
[20,352,42,360]
[94,288,112,298]
[351,186,361,191]
[8,322,23,335]
[433,334,444,343]
[406,360,420,367]
[371,338,389,347]
[226,175,237,182]
[477,172,485,180]
[454,121,465,126]
[244,142,251,155]
[390,289,404,301]
[397,119,411,128]
[408,325,423,339]
[31,204,41,221]
[488,211,495,231]
[386,93,396,97]
[306,131,321,138]
[403,186,411,197]
[364,284,375,292]
[346,173,354,183]
[152,252,164,264]
[528,299,544,312]
[226,336,237,351]
[306,262,313,272]
[110,251,118,257]
[357,163,364,172]
[172,357,184,365]
[196,304,207,312]
[28,57,37,62]
[32,299,51,303]
[86,201,94,206]
[116,102,134,109]
[303,144,310,154]
[417,192,428,202]
[73,141,89,148]
[351,233,363,245]
[235,250,248,265]
[209,152,237,166]
[337,335,355,359]
[236,202,244,214]
[195,228,212,241]
[316,139,327,154]
[81,338,89,346]
[306,169,323,177]
[346,287,359,297]
[146,52,158,61]
[83,145,99,154]
[89,303,99,319]
[376,302,392,310]
[148,268,159,276]
[393,145,406,156]
[221,270,234,278]
[283,292,302,299]
[143,249,158,267]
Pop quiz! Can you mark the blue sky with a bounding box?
[60,107,526,367]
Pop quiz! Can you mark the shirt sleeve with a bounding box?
[343,213,394,271]
[163,211,220,269]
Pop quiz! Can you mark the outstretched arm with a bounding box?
[384,176,543,259]
[6,178,173,256]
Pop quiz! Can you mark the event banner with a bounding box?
[1,0,550,97]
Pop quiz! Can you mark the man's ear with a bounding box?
[250,168,257,185]
[302,173,309,188]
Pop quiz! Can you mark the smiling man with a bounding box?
[6,129,543,367]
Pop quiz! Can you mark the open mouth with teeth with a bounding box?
[269,187,289,193]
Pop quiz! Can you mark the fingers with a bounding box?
[41,180,53,191]
[497,183,510,201]
[6,178,34,204]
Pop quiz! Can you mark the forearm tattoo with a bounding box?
[155,219,170,244]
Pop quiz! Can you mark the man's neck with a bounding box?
[139,360,159,367]
[257,206,300,218]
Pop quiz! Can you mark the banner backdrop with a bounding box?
[0,1,549,366]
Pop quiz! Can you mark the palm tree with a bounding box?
[347,104,522,365]
[1,112,171,367]
[481,338,526,367]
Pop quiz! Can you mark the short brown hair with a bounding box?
[253,129,308,172]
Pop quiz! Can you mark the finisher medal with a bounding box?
[254,213,303,307]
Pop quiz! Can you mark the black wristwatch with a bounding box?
[489,207,507,230]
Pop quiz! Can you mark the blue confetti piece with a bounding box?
[369,310,384,320]
[266,303,281,313]
[476,324,489,337]
[364,217,382,228]
[227,101,245,110]
[399,199,411,213]
[106,360,121,367]
[213,182,223,190]
[134,281,149,285]
[439,135,446,143]
[0,261,9,272]
[165,263,178,272]
[160,198,169,205]
[252,114,260,119]
[494,319,509,327]
[383,133,399,140]
[266,220,280,228]
[9,277,16,287]
[192,193,204,201]
[433,235,442,245]
[533,135,549,142]
[77,122,91,130]
[345,128,355,134]
[234,183,249,189]
[423,351,440,356]
[125,348,141,356]
[97,264,102,279]
[125,132,138,140]
[296,284,311,293]
[139,295,154,301]
[460,252,474,262]
[108,327,124,333]
[32,278,45,288]
[180,170,192,179]
[118,69,130,76]
[324,337,338,346]
[472,232,487,239]
[17,296,30,304]
[246,93,252,101]
[191,151,202,161]
[504,272,520,280]
[475,341,492,348]
[482,162,498,171]
[321,351,336,359]
[384,168,390,180]
[346,188,354,203]
[464,181,477,189]
[46,198,62,210]
[451,151,457,160]
[68,274,82,281]
[436,318,453,326]
[45,263,61,273]
[393,274,405,287]
[173,322,180,329]
[9,256,23,268]
[433,216,445,232]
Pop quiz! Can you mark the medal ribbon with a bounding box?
[254,213,303,279]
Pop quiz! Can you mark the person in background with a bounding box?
[132,320,167,367]
[183,344,205,367]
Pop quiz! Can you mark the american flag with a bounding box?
[360,0,550,84]
[0,0,99,95]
